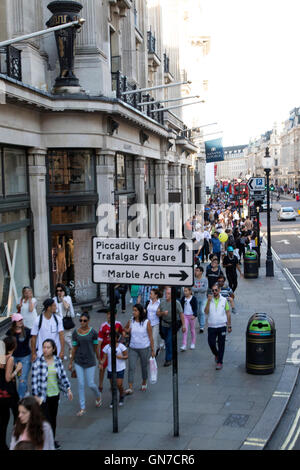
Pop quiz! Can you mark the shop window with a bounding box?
[0,212,30,320]
[51,229,97,304]
[48,150,95,194]
[50,205,96,225]
[115,154,135,192]
[2,148,27,196]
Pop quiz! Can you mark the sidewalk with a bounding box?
[6,245,300,451]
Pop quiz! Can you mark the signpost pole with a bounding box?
[256,205,261,267]
[171,286,179,437]
[109,283,118,433]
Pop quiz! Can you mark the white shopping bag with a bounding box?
[149,357,158,384]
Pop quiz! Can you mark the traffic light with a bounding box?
[270,184,275,191]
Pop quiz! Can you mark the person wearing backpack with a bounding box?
[30,299,64,362]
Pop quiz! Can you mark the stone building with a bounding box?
[0,0,208,320]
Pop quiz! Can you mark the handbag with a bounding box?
[63,314,75,330]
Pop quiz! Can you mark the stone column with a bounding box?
[28,148,50,303]
[181,164,188,224]
[133,156,147,237]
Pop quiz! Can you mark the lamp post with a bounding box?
[263,147,274,277]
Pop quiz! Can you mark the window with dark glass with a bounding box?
[48,150,95,194]
[50,205,96,225]
[115,154,135,192]
[0,148,27,197]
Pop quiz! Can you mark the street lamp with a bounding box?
[263,147,274,277]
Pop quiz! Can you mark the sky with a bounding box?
[198,0,300,146]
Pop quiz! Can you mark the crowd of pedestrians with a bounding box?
[0,195,263,451]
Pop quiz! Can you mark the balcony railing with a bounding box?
[112,71,164,126]
[0,45,22,81]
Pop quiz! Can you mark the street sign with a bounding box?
[92,237,194,286]
[92,237,193,266]
[93,264,194,286]
[248,177,265,191]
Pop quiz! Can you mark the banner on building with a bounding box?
[205,138,224,163]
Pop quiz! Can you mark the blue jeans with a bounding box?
[161,326,172,362]
[196,297,206,329]
[14,355,31,399]
[74,364,101,410]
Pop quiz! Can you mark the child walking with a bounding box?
[100,332,128,407]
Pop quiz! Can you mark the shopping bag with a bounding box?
[149,357,158,384]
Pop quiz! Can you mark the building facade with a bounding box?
[0,0,208,321]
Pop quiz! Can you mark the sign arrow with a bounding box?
[169,270,189,282]
[178,242,188,263]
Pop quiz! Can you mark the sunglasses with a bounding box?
[57,289,63,292]
[212,289,219,292]
[79,319,88,323]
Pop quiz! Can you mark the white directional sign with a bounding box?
[92,238,193,266]
[92,237,194,286]
[248,177,265,191]
[93,264,194,286]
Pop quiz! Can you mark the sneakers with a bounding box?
[190,344,195,350]
[216,363,223,370]
[109,402,113,409]
[199,328,204,334]
[163,361,172,367]
[180,345,187,351]
[119,396,124,407]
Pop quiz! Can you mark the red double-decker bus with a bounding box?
[233,181,249,208]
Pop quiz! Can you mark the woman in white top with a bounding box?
[53,283,75,359]
[17,287,38,330]
[124,304,155,395]
[146,288,160,356]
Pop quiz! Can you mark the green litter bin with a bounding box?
[246,313,276,374]
[244,250,258,279]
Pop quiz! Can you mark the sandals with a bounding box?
[76,409,86,416]
[95,397,102,408]
[141,384,147,392]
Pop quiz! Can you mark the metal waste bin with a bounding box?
[246,313,276,375]
[244,250,258,279]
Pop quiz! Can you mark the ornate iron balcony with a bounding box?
[112,71,164,126]
[0,45,22,81]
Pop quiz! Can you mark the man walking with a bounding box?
[157,287,185,367]
[31,299,64,362]
[204,284,232,370]
[222,246,243,292]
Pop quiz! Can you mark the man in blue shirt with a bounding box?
[211,232,221,263]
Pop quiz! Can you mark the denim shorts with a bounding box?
[107,370,125,379]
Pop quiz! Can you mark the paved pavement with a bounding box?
[5,243,300,450]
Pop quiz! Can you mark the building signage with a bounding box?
[92,237,194,286]
[205,138,224,163]
[247,177,265,191]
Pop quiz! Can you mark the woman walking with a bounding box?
[16,287,38,330]
[69,312,102,416]
[9,396,54,450]
[0,337,22,450]
[192,266,208,333]
[146,288,161,356]
[180,287,198,351]
[53,283,75,359]
[124,304,155,395]
[6,313,31,399]
[31,339,73,449]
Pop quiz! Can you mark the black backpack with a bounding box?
[38,313,58,331]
